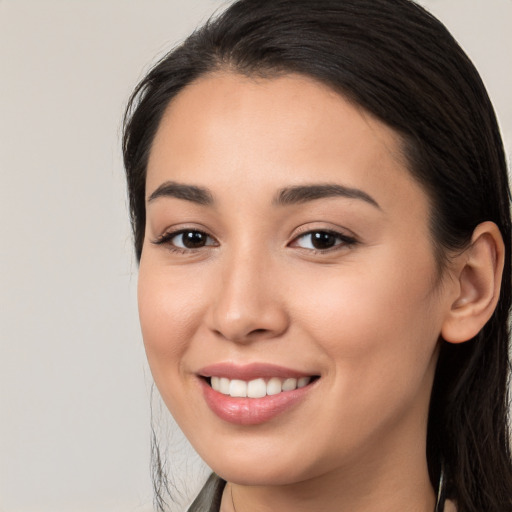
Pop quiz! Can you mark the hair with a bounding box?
[122,0,512,510]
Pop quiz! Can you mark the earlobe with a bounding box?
[441,221,505,344]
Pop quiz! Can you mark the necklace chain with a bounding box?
[230,483,237,512]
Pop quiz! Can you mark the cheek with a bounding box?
[287,250,441,398]
[296,269,435,339]
[137,263,206,379]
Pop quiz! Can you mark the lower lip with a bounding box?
[200,378,316,425]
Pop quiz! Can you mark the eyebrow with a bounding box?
[273,183,380,209]
[147,181,213,205]
[147,180,380,210]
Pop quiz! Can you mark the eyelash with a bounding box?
[290,229,358,253]
[151,228,358,255]
[151,229,218,254]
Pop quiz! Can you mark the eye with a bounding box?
[152,229,217,251]
[292,230,356,251]
[172,230,214,249]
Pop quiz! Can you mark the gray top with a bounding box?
[187,474,226,512]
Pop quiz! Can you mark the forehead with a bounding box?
[146,72,425,215]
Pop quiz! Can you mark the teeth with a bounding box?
[219,377,230,394]
[282,378,297,391]
[267,377,282,395]
[209,376,312,397]
[298,377,310,388]
[247,378,267,398]
[229,379,247,397]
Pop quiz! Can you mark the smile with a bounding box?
[209,376,312,398]
[198,363,319,425]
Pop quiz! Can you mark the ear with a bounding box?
[441,221,505,344]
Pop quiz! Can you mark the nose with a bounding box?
[206,251,290,343]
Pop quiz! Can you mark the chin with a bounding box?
[193,434,323,486]
[213,461,312,487]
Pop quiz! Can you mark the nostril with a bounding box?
[249,328,269,335]
[212,327,273,342]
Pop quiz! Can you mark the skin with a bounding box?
[138,73,497,511]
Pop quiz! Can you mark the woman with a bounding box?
[122,0,512,510]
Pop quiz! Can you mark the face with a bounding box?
[139,73,455,486]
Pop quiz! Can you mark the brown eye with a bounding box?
[172,230,213,249]
[151,228,219,252]
[310,231,338,250]
[293,230,357,251]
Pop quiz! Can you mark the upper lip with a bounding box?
[197,362,316,381]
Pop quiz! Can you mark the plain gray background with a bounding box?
[1,1,511,511]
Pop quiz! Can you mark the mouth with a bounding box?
[197,363,320,425]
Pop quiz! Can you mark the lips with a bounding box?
[197,362,319,425]
[198,362,314,381]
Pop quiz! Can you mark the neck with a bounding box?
[224,469,435,512]
[221,415,436,512]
